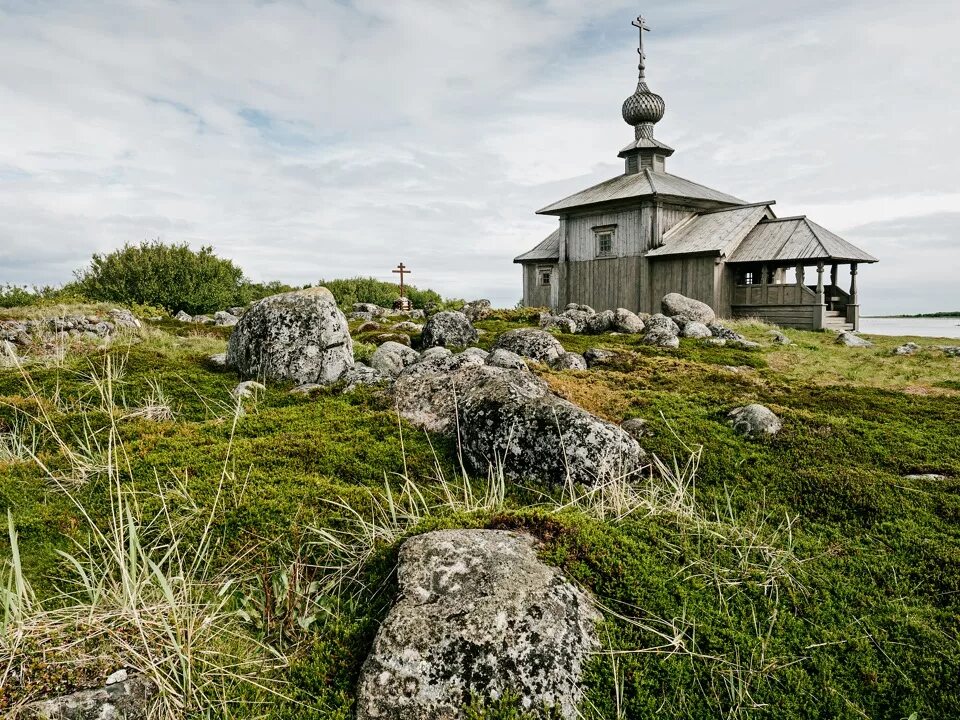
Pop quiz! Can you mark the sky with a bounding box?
[1,0,958,314]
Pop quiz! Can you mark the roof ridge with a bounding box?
[761,214,806,222]
[699,200,776,216]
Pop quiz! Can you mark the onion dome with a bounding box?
[622,15,665,140]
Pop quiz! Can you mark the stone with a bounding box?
[421,346,454,361]
[936,345,960,357]
[340,363,392,391]
[105,669,128,685]
[486,348,528,370]
[370,340,421,378]
[228,306,247,317]
[348,311,374,322]
[551,352,588,371]
[539,315,578,334]
[290,383,324,395]
[353,303,388,317]
[356,321,382,333]
[559,306,595,333]
[661,293,716,325]
[708,322,744,341]
[643,329,680,349]
[208,352,228,368]
[461,299,493,322]
[462,346,490,360]
[213,310,239,327]
[583,347,616,367]
[768,330,791,345]
[681,321,712,339]
[584,309,615,334]
[391,321,423,333]
[356,529,599,720]
[16,673,156,720]
[893,342,920,356]
[492,328,565,365]
[421,311,479,349]
[447,351,487,371]
[702,337,727,346]
[836,331,873,348]
[226,286,354,385]
[727,404,782,437]
[903,473,947,481]
[231,380,266,399]
[191,314,212,324]
[108,308,142,329]
[620,417,653,438]
[645,313,680,336]
[612,308,645,334]
[565,303,595,314]
[728,339,761,350]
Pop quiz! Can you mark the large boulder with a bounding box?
[661,293,716,325]
[356,529,599,720]
[492,328,565,365]
[226,286,354,385]
[370,340,421,378]
[421,311,478,349]
[727,404,782,437]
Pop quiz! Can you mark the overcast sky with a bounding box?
[1,0,958,313]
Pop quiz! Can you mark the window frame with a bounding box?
[593,224,617,259]
[537,265,552,287]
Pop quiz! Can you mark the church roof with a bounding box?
[728,217,879,264]
[536,168,744,215]
[513,228,559,264]
[647,203,773,259]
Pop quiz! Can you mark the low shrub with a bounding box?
[319,277,443,310]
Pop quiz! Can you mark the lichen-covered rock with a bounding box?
[461,299,492,322]
[391,321,423,333]
[584,309,615,334]
[612,308,645,334]
[836,331,873,348]
[226,286,354,385]
[728,339,761,350]
[353,303,388,317]
[552,352,588,371]
[643,329,680,348]
[583,347,616,367]
[709,322,744,341]
[560,307,594,333]
[645,314,680,336]
[356,529,599,720]
[462,347,489,360]
[208,352,228,367]
[893,342,920,356]
[421,311,478,349]
[174,310,193,322]
[213,310,239,327]
[15,672,156,720]
[192,314,212,324]
[620,417,652,438]
[422,346,454,361]
[356,321,382,333]
[936,345,960,357]
[492,328,565,365]
[727,404,782,437]
[540,315,578,334]
[681,321,712,339]
[768,330,791,345]
[661,293,716,325]
[370,340,421,378]
[108,308,142,329]
[341,363,392,391]
[486,348,528,370]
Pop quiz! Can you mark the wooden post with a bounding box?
[830,263,838,291]
[847,263,860,330]
[813,262,826,330]
[761,263,769,305]
[816,262,825,302]
[849,263,858,303]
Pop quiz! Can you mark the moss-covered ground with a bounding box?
[1,311,958,718]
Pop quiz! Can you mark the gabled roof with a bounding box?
[513,228,559,264]
[646,203,774,259]
[727,217,879,264]
[536,168,745,215]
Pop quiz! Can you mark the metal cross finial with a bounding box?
[632,15,650,78]
[392,262,411,297]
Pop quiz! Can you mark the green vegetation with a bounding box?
[873,311,960,318]
[319,276,452,310]
[1,311,958,718]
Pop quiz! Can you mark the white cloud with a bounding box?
[0,0,958,313]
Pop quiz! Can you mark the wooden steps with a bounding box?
[824,310,854,332]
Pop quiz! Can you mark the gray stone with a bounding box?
[565,303,595,314]
[612,308,645,334]
[213,310,239,327]
[486,348,528,370]
[645,313,680,336]
[356,321,382,333]
[16,673,156,720]
[348,311,375,322]
[461,299,493,322]
[560,307,595,333]
[728,339,761,350]
[708,322,744,341]
[727,404,782,437]
[226,286,354,385]
[936,345,960,357]
[552,352,588,371]
[353,303,388,317]
[836,331,873,348]
[421,311,479,349]
[447,351,487,371]
[661,293,716,325]
[643,329,680,349]
[620,417,653,438]
[492,328,565,365]
[701,337,727,346]
[290,383,324,395]
[108,308,142,329]
[681,321,712,339]
[768,330,791,345]
[583,347,617,367]
[191,314,212,324]
[903,473,947,481]
[371,340,421,378]
[462,346,490,360]
[584,309,615,334]
[375,333,412,346]
[540,315,578,334]
[340,363,392,391]
[356,529,599,720]
[421,346,454,361]
[893,342,920,356]
[228,306,247,317]
[208,352,228,367]
[391,321,423,333]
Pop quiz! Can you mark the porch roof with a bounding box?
[727,217,878,265]
[513,228,559,264]
[647,203,773,259]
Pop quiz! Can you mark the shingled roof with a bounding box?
[537,168,744,215]
[513,228,560,264]
[647,203,774,259]
[728,217,879,264]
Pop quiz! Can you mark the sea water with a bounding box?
[860,317,960,339]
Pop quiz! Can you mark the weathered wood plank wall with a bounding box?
[648,256,717,310]
[523,264,556,309]
[563,257,642,311]
[731,304,817,329]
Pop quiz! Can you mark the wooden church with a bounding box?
[515,16,877,331]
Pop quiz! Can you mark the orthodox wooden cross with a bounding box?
[392,262,411,298]
[632,15,650,63]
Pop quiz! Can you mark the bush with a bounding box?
[0,284,85,308]
[234,280,299,306]
[319,277,444,310]
[75,241,245,315]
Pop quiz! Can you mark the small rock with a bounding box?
[768,330,791,345]
[340,363,392,391]
[552,352,588,371]
[836,331,873,348]
[17,673,156,720]
[893,342,920,356]
[903,473,947,481]
[370,341,421,378]
[353,303,388,317]
[375,333,411,346]
[728,339,761,350]
[583,347,616,367]
[486,348,528,370]
[645,313,680,336]
[727,404,781,437]
[391,321,423,333]
[462,346,489,360]
[540,314,579,334]
[420,310,479,349]
[421,346,454,361]
[682,321,712,339]
[355,321,382,333]
[701,337,727,346]
[191,314,212,324]
[105,669,128,685]
[290,383,324,395]
[643,329,680,348]
[173,310,191,322]
[937,345,960,357]
[228,306,247,317]
[620,417,653,438]
[709,322,744,341]
[213,310,239,327]
[208,352,228,367]
[109,308,142,329]
[584,309,615,334]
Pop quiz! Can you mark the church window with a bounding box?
[537,266,552,286]
[595,228,615,258]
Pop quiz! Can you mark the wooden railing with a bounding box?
[733,283,818,306]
